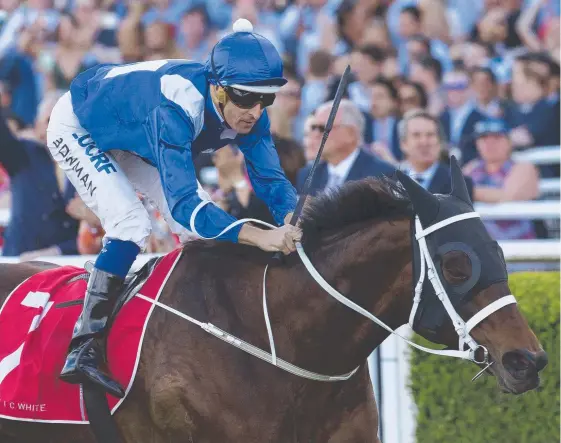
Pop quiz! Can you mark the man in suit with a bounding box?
[506,64,559,149]
[470,67,507,119]
[364,77,402,161]
[399,109,474,199]
[439,68,485,164]
[297,99,395,196]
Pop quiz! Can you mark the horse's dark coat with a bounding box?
[0,178,543,442]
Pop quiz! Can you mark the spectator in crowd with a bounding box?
[274,68,304,142]
[70,196,104,255]
[348,44,386,113]
[439,68,485,164]
[418,0,454,44]
[0,92,79,258]
[302,112,319,164]
[397,5,451,75]
[519,53,561,147]
[144,21,182,61]
[506,65,558,148]
[398,79,428,115]
[117,2,144,63]
[274,136,306,187]
[461,40,495,71]
[525,53,561,104]
[177,4,216,61]
[472,2,523,51]
[43,5,100,92]
[141,0,187,27]
[398,109,474,198]
[516,0,560,64]
[463,119,539,240]
[0,18,41,127]
[365,76,401,161]
[297,99,394,196]
[470,66,506,118]
[382,49,401,83]
[332,0,370,56]
[361,17,392,52]
[0,0,60,56]
[119,5,182,63]
[300,49,331,119]
[410,55,445,116]
[228,0,283,54]
[267,105,293,141]
[406,34,432,65]
[279,0,333,76]
[211,144,275,224]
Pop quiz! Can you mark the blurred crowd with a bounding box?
[0,0,559,260]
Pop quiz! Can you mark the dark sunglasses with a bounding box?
[225,87,276,109]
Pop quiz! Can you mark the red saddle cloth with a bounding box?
[0,248,182,423]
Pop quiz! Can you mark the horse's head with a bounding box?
[397,157,547,394]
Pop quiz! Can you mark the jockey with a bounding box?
[47,19,301,398]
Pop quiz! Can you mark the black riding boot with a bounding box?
[60,268,126,398]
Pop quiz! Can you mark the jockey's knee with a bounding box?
[102,202,152,251]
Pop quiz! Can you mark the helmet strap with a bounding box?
[210,85,232,129]
[217,87,227,105]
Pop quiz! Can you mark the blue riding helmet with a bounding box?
[205,19,287,94]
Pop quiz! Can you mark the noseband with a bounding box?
[137,211,517,382]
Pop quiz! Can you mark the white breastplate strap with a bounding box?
[134,292,358,381]
[140,215,358,382]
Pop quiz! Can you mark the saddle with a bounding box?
[0,248,182,427]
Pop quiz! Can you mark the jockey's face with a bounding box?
[222,98,264,134]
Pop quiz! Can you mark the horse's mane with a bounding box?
[299,176,412,249]
[182,176,411,259]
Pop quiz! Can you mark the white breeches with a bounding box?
[46,92,203,251]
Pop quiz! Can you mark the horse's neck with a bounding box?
[270,218,413,376]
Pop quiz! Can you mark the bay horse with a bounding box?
[0,164,547,442]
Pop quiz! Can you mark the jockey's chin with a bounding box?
[224,102,263,134]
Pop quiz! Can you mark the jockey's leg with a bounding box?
[47,92,151,398]
[110,150,210,243]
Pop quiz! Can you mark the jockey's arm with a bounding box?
[158,139,295,249]
[153,105,246,242]
[236,131,298,226]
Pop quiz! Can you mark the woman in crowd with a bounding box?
[43,0,100,91]
[463,119,539,240]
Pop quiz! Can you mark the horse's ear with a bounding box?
[449,155,473,205]
[396,169,440,226]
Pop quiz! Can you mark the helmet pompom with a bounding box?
[233,18,253,33]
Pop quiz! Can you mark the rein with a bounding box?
[136,211,516,382]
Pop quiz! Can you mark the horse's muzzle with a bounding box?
[499,349,548,393]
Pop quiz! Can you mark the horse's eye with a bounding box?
[441,250,471,284]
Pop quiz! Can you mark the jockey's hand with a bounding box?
[239,224,302,255]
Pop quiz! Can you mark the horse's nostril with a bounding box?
[534,351,548,372]
[503,350,529,373]
[502,349,548,378]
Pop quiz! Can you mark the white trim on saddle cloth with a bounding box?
[0,249,183,425]
[108,249,183,416]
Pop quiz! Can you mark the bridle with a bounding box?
[137,208,517,382]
